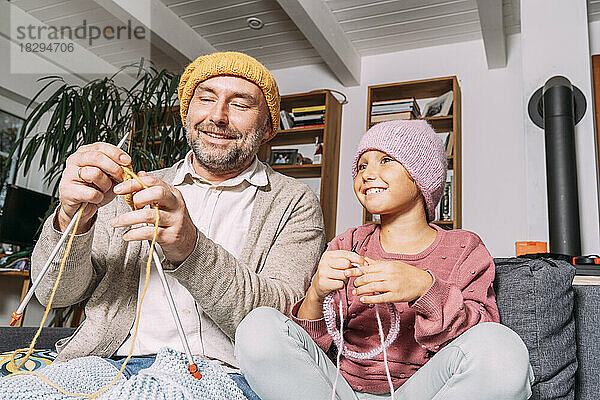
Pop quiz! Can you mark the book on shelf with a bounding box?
[439,169,454,221]
[446,131,454,156]
[371,111,416,123]
[371,106,415,115]
[371,97,421,118]
[293,113,324,122]
[290,106,325,128]
[290,123,325,129]
[293,117,325,127]
[372,98,415,105]
[291,105,325,114]
[372,97,421,113]
[279,110,293,130]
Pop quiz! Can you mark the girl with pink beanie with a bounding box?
[236,120,533,400]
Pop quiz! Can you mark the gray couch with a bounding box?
[572,284,600,400]
[493,256,600,400]
[1,256,598,400]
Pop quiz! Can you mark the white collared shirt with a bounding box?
[116,151,267,369]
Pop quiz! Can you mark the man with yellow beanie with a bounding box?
[27,52,326,398]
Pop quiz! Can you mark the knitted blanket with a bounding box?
[0,347,246,400]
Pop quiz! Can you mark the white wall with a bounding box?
[520,0,599,255]
[272,34,528,257]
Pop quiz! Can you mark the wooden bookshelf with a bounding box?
[259,90,342,241]
[0,269,30,327]
[363,76,462,230]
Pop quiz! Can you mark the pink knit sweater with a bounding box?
[290,224,500,394]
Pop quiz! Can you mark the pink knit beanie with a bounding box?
[352,120,448,221]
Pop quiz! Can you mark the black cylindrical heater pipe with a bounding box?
[542,76,581,256]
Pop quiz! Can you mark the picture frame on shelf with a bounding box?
[422,90,453,118]
[269,149,299,166]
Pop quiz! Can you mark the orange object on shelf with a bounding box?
[515,241,548,257]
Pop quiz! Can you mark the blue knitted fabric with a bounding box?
[0,347,246,400]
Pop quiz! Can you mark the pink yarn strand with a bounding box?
[324,287,400,400]
[331,298,344,400]
[375,304,395,399]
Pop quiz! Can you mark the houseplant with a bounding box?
[11,61,187,196]
[4,61,187,327]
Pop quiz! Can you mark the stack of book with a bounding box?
[291,105,325,128]
[435,169,454,222]
[279,105,326,130]
[370,98,421,123]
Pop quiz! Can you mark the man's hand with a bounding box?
[347,257,434,304]
[56,143,132,234]
[111,171,197,265]
[297,250,365,320]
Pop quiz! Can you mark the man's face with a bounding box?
[185,76,272,174]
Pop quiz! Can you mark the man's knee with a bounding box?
[235,307,287,368]
[459,322,532,396]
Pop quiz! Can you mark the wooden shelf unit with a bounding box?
[259,90,342,241]
[0,269,31,327]
[363,76,462,230]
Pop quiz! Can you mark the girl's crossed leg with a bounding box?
[235,307,533,400]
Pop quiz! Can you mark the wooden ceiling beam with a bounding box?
[276,0,361,86]
[93,0,216,64]
[475,0,507,68]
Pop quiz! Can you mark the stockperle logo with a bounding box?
[9,2,151,75]
[15,20,146,47]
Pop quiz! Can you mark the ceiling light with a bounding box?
[247,17,264,30]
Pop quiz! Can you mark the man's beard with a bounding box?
[185,120,266,175]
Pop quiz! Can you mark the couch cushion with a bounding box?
[494,255,577,400]
[573,285,600,400]
[0,327,76,353]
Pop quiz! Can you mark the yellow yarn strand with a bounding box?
[87,167,158,400]
[4,166,161,400]
[9,204,84,372]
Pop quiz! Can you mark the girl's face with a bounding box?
[354,150,424,217]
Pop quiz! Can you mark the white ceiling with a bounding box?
[6,0,600,85]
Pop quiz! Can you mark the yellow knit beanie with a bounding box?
[178,52,280,140]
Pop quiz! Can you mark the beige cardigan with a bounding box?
[31,161,325,363]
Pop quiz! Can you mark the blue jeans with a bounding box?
[235,307,535,400]
[106,357,261,400]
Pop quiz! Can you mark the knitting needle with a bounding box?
[9,134,130,327]
[150,250,202,379]
[117,131,199,378]
[9,206,83,326]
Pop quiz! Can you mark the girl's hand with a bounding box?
[297,250,365,320]
[349,257,433,304]
[309,250,366,301]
